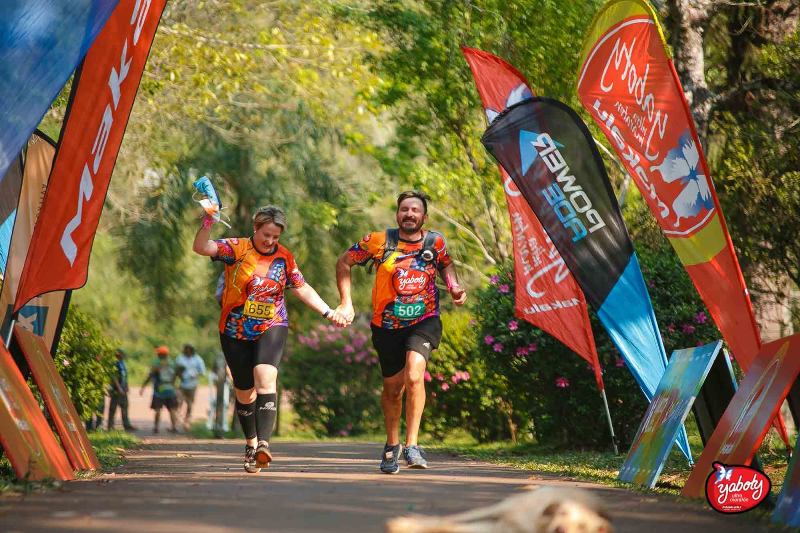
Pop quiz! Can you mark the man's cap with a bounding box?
[156,345,169,355]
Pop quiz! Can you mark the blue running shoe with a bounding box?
[380,443,402,474]
[403,445,428,469]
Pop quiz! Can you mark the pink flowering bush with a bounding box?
[421,311,503,440]
[473,236,721,448]
[282,318,383,437]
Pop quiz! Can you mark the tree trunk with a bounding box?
[501,401,518,444]
[666,1,715,144]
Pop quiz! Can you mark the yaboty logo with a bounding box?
[705,461,771,514]
[650,131,715,234]
[393,268,428,295]
[578,18,717,238]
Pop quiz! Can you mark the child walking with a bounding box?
[141,345,179,433]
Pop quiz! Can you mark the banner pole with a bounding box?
[49,290,72,356]
[600,388,619,455]
[4,317,15,349]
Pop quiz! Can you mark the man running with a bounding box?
[335,191,467,474]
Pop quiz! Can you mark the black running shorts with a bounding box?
[219,326,288,390]
[370,316,442,378]
[151,395,178,410]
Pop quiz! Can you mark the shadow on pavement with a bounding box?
[0,439,783,533]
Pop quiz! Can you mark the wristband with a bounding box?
[201,216,214,230]
[322,308,332,319]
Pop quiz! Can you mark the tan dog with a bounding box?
[386,487,613,533]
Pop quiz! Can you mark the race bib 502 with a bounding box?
[394,300,425,319]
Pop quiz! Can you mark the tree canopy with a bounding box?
[43,0,797,357]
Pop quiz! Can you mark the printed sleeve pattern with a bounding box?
[434,234,453,270]
[347,232,381,266]
[212,238,237,265]
[286,253,306,289]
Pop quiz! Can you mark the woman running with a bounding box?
[193,205,345,473]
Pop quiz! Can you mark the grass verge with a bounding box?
[87,430,139,470]
[0,430,139,494]
[427,429,791,496]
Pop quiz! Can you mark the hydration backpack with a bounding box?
[369,228,442,272]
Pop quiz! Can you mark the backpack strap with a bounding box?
[369,229,440,273]
[421,230,442,265]
[382,228,400,263]
[368,228,399,273]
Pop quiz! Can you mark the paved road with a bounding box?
[0,387,785,532]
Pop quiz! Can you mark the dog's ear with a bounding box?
[541,502,561,517]
[597,508,613,522]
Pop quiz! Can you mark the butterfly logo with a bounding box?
[715,463,733,484]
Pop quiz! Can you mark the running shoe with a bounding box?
[403,445,428,469]
[380,443,402,474]
[244,445,260,474]
[254,440,272,469]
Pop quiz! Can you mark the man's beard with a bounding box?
[400,218,424,234]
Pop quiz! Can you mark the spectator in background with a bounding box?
[107,348,136,431]
[140,345,179,434]
[85,397,104,432]
[207,351,232,434]
[176,343,206,431]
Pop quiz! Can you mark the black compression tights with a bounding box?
[256,393,278,443]
[220,327,288,390]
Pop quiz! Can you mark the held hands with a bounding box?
[328,309,348,328]
[324,306,350,328]
[337,303,355,326]
[324,302,355,329]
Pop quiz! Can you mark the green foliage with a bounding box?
[423,311,512,442]
[458,203,721,450]
[282,319,383,436]
[54,307,116,418]
[39,0,796,452]
[117,176,197,316]
[700,7,800,291]
[710,111,800,290]
[70,0,388,349]
[346,0,608,283]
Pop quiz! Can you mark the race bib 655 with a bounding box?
[243,300,276,319]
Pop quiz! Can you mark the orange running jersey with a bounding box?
[213,237,305,340]
[347,230,452,329]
